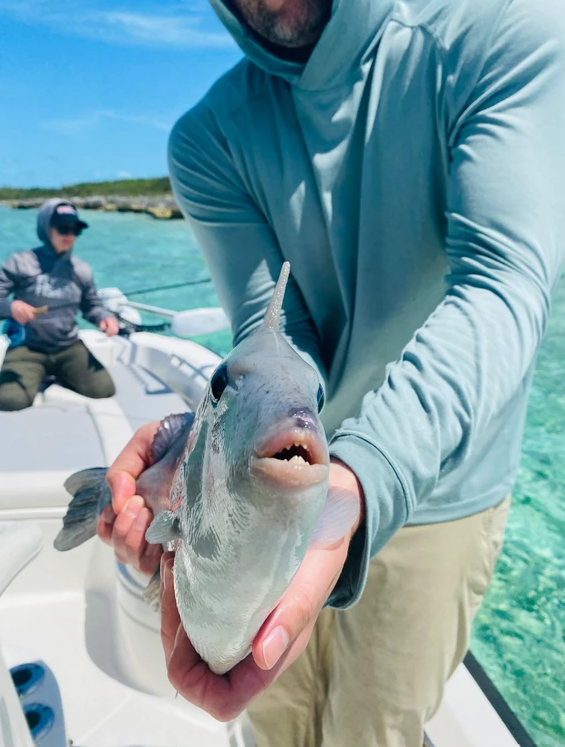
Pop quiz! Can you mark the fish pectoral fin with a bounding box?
[151,412,195,463]
[308,487,360,548]
[145,510,181,544]
[142,566,161,611]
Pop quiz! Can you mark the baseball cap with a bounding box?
[50,203,89,234]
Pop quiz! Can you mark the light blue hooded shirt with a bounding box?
[169,0,565,607]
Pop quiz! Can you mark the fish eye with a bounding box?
[210,363,229,402]
[316,384,325,413]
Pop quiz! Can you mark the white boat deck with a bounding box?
[0,550,240,747]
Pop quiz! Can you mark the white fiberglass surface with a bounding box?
[0,526,233,747]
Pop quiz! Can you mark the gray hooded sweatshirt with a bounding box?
[0,199,112,354]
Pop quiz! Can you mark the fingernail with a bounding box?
[133,507,149,530]
[123,496,143,517]
[102,506,114,524]
[161,556,174,595]
[262,626,290,670]
[171,622,185,657]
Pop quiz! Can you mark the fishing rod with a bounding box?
[26,287,229,338]
[12,274,226,337]
[27,304,171,333]
[29,277,213,315]
[125,278,211,297]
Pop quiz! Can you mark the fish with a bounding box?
[53,262,359,675]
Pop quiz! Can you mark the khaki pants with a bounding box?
[248,495,511,747]
[0,340,115,411]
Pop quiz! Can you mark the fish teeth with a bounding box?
[289,455,307,463]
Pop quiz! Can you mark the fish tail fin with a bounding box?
[54,468,111,551]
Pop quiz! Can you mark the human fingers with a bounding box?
[96,504,117,545]
[106,317,119,336]
[101,423,162,572]
[252,537,350,671]
[96,473,132,546]
[107,499,159,575]
[160,552,185,662]
[106,422,160,514]
[102,494,160,573]
[11,301,35,325]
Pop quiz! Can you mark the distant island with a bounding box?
[0,177,182,220]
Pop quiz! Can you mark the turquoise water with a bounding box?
[471,273,565,746]
[1,205,563,746]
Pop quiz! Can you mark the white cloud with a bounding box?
[116,170,132,178]
[0,1,235,49]
[40,109,173,135]
[94,10,233,48]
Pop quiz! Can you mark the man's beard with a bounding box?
[234,0,332,48]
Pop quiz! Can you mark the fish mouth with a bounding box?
[252,426,329,488]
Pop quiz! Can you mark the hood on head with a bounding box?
[207,0,394,90]
[37,198,78,245]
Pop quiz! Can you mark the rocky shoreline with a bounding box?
[0,195,182,220]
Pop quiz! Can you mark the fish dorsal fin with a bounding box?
[262,262,290,331]
[151,412,194,464]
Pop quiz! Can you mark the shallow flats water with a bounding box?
[471,274,565,747]
[1,205,564,746]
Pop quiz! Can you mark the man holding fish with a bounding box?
[94,0,565,743]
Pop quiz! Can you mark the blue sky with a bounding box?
[0,0,242,187]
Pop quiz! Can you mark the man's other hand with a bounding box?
[99,316,119,336]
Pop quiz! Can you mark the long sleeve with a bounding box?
[0,257,17,319]
[328,0,565,607]
[168,103,328,386]
[79,267,113,327]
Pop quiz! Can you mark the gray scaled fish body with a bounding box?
[54,262,358,675]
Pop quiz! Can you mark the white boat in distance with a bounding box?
[0,302,536,747]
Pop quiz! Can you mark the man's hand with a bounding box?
[10,300,37,325]
[97,420,163,575]
[99,316,119,337]
[162,456,364,721]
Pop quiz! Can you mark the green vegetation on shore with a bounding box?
[0,177,172,200]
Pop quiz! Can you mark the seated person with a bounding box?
[0,199,119,411]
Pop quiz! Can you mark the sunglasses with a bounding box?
[53,225,83,237]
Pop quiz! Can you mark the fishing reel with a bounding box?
[98,287,170,337]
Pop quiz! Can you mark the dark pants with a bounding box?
[0,340,116,411]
